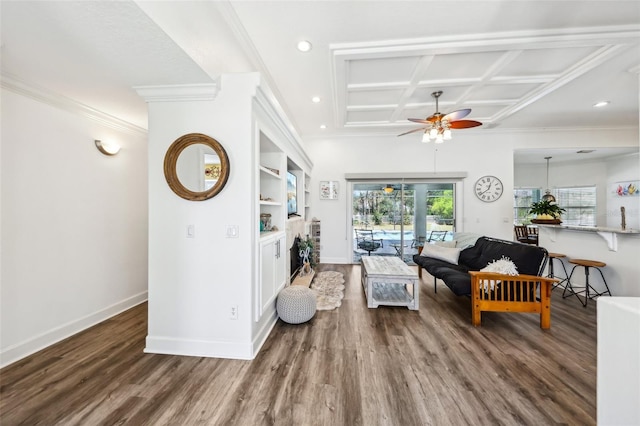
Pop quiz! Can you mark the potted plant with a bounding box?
[529,200,566,224]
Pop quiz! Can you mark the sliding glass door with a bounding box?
[351,182,455,263]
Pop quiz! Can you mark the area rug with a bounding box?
[310,271,345,311]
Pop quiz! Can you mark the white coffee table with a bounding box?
[361,256,419,310]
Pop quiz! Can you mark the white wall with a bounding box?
[305,128,639,264]
[143,75,258,359]
[515,152,640,230]
[606,152,640,229]
[0,88,148,367]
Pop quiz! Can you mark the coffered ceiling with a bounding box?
[1,1,639,142]
[227,1,640,139]
[331,29,637,132]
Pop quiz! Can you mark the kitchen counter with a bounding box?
[537,225,640,296]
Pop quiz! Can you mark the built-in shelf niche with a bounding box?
[303,173,311,210]
[259,131,285,235]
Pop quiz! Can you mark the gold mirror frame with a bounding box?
[164,133,230,201]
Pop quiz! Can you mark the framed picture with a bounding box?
[320,181,339,200]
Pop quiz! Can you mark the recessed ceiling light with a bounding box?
[311,96,320,103]
[320,124,327,129]
[593,101,610,108]
[297,40,312,52]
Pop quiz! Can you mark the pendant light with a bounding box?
[541,156,556,203]
[383,185,394,194]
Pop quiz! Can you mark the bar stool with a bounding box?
[564,259,612,307]
[547,253,570,291]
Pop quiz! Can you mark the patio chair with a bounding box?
[411,235,426,248]
[355,229,384,256]
[428,230,447,242]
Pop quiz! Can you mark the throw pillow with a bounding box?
[419,244,462,265]
[478,256,519,291]
[452,232,482,249]
[434,240,457,248]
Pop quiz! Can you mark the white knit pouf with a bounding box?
[277,286,316,324]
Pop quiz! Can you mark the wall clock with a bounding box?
[474,175,503,202]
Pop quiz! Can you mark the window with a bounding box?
[555,186,596,226]
[514,188,541,224]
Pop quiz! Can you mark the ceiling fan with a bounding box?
[398,91,482,142]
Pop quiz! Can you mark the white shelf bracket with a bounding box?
[597,231,618,252]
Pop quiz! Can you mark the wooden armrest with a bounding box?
[468,272,558,329]
[468,271,558,283]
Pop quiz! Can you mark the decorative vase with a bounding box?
[260,213,272,231]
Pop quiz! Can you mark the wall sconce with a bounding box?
[95,139,121,156]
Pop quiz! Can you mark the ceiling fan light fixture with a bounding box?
[398,90,482,142]
[421,132,430,143]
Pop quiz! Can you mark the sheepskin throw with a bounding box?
[479,256,519,291]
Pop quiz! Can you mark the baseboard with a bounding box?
[0,291,148,369]
[252,311,279,357]
[145,336,255,360]
[145,310,278,361]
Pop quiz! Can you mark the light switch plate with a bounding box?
[226,225,239,238]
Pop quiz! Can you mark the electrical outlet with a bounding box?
[230,305,238,320]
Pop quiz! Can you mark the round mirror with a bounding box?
[164,133,230,201]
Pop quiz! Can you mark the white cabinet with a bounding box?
[597,297,640,425]
[257,231,286,320]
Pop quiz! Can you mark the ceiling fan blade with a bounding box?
[449,120,483,129]
[397,127,426,137]
[442,108,471,122]
[408,118,431,125]
[425,113,442,122]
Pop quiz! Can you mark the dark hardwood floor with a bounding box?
[0,264,597,425]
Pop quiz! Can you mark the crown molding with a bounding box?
[330,25,640,56]
[134,81,220,102]
[302,124,638,142]
[253,81,313,171]
[0,73,147,136]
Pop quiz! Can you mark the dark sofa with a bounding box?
[413,236,549,296]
